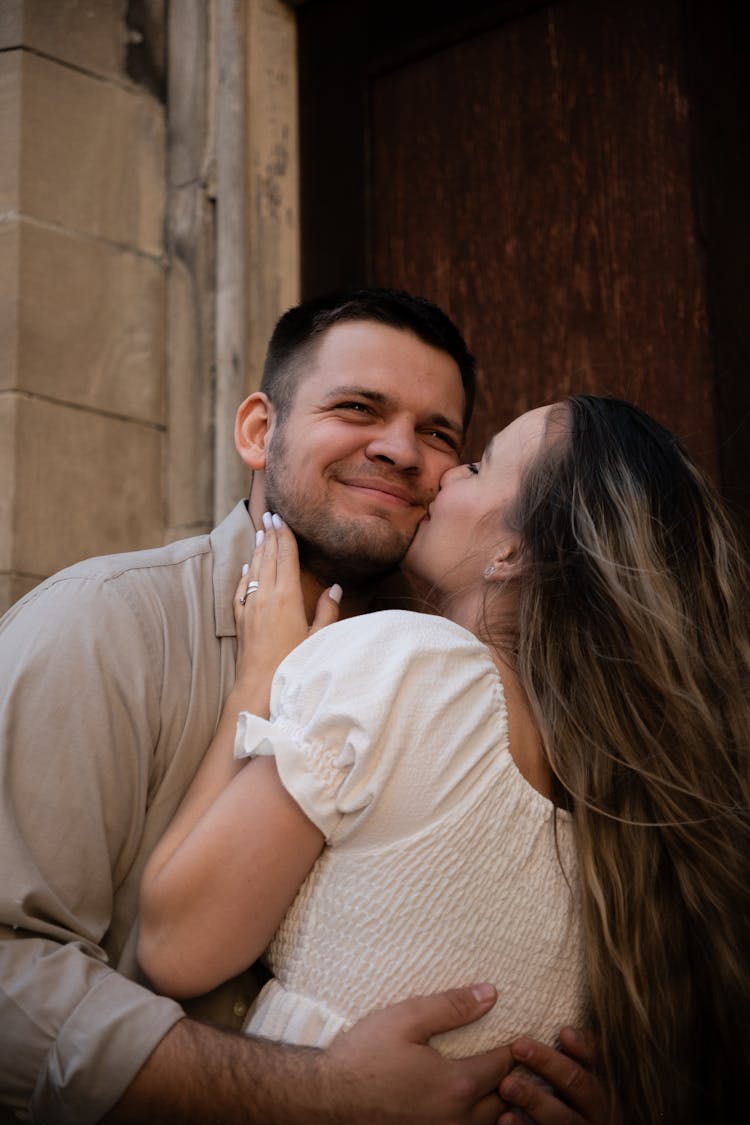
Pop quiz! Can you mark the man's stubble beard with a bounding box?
[263,432,416,588]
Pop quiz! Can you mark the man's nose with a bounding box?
[365,420,422,472]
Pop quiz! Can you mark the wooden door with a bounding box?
[298,0,749,529]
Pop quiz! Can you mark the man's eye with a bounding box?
[337,401,373,414]
[424,430,460,453]
[467,462,479,475]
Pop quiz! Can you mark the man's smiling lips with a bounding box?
[335,476,423,509]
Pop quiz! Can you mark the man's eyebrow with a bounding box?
[322,385,463,436]
[429,412,464,437]
[322,385,389,404]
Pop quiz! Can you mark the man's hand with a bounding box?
[498,1027,613,1125]
[103,985,513,1125]
[323,983,514,1124]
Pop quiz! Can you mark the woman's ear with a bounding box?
[234,393,275,470]
[483,537,522,582]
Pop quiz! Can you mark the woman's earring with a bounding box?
[483,564,496,579]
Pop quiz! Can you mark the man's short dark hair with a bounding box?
[260,288,476,432]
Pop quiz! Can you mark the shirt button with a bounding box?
[233,1001,247,1019]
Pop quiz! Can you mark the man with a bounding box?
[0,289,603,1124]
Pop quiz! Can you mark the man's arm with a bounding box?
[103,987,513,1125]
[0,576,192,1121]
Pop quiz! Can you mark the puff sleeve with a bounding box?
[234,610,505,848]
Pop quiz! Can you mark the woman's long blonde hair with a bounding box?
[499,395,750,1122]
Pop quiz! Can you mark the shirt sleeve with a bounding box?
[235,611,505,847]
[0,578,185,1124]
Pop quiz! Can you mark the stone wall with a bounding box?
[0,0,299,615]
[0,0,167,612]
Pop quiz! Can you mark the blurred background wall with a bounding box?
[0,0,298,613]
[1,0,747,615]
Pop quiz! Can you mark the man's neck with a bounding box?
[299,568,372,623]
[248,474,376,624]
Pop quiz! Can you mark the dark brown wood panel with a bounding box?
[683,0,750,530]
[297,0,543,296]
[369,0,715,467]
[298,0,749,534]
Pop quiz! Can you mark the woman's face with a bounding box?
[403,404,555,593]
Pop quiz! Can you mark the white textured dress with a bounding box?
[235,610,586,1056]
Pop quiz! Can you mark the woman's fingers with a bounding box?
[234,561,254,613]
[310,583,343,634]
[237,514,285,607]
[257,512,279,589]
[236,511,340,643]
[233,527,264,615]
[556,1026,599,1071]
[253,511,301,595]
[269,513,302,584]
[498,1032,611,1125]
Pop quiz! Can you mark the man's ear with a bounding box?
[234,393,276,470]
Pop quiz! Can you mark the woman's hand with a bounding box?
[498,1027,615,1124]
[234,512,342,698]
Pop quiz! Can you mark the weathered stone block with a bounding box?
[5,219,166,422]
[0,52,21,215]
[0,51,165,253]
[0,0,129,84]
[11,394,164,577]
[165,183,215,537]
[0,223,20,386]
[0,393,16,572]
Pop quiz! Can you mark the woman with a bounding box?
[138,395,750,1124]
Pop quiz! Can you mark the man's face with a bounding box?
[263,320,466,585]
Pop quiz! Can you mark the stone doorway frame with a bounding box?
[166,0,300,541]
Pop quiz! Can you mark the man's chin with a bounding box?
[296,524,411,587]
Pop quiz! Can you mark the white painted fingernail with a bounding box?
[272,513,284,529]
[256,529,264,546]
[329,583,343,604]
[241,563,249,576]
[262,511,273,530]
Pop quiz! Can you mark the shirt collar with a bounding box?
[210,500,257,637]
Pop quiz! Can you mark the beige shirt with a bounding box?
[0,502,263,1125]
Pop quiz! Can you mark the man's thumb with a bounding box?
[400,983,498,1042]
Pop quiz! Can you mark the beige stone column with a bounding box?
[0,0,300,614]
[164,0,216,541]
[0,0,167,613]
[216,0,300,522]
[166,0,300,533]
